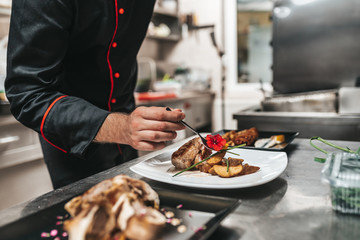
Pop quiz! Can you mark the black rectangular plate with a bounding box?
[0,189,240,240]
[214,129,299,151]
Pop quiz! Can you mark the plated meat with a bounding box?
[171,137,212,169]
[171,133,260,178]
[64,175,166,240]
[222,127,259,146]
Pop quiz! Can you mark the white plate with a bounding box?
[130,147,288,189]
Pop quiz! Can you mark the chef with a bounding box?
[5,0,185,189]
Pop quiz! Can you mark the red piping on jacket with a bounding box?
[40,95,68,153]
[106,0,119,111]
[107,1,123,155]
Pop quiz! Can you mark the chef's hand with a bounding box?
[94,106,186,151]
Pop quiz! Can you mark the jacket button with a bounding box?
[119,8,124,14]
[114,73,120,78]
[111,98,116,104]
[112,42,117,48]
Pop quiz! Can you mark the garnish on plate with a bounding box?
[206,134,227,151]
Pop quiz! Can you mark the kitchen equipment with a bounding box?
[338,87,360,115]
[135,57,157,92]
[153,81,181,94]
[310,135,360,214]
[174,67,210,91]
[166,107,213,150]
[233,107,360,141]
[322,152,360,215]
[261,90,338,112]
[233,0,360,141]
[272,0,360,94]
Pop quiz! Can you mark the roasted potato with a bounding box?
[213,165,243,178]
[208,167,216,175]
[207,151,226,165]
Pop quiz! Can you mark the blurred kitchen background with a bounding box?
[0,0,360,209]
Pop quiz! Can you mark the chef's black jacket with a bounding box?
[5,0,156,188]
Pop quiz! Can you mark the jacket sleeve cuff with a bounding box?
[42,95,111,157]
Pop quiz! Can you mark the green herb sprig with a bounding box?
[310,136,360,163]
[172,144,245,177]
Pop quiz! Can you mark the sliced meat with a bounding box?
[65,175,160,217]
[122,199,166,240]
[64,175,165,240]
[223,127,259,146]
[64,202,115,240]
[171,137,211,169]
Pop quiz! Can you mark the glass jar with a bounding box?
[322,152,360,215]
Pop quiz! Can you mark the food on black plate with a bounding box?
[254,134,286,148]
[64,175,166,240]
[222,127,259,146]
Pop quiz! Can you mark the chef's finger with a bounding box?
[135,130,178,143]
[135,106,185,122]
[134,119,185,132]
[132,140,166,151]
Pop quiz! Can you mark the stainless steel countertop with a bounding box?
[0,137,359,239]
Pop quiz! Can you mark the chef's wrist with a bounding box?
[94,112,129,143]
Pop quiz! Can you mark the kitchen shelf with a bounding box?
[147,34,181,42]
[147,0,181,42]
[153,7,178,17]
[188,24,215,31]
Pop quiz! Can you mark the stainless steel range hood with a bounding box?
[272,0,360,94]
[233,0,360,141]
